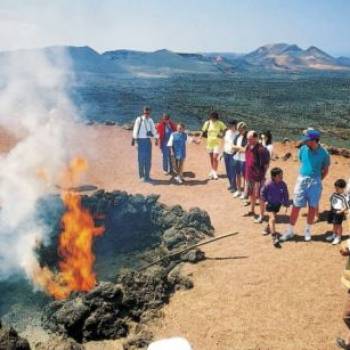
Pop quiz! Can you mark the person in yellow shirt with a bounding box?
[201,111,227,180]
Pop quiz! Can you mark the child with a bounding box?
[223,120,238,192]
[336,240,350,349]
[260,167,290,246]
[167,123,198,184]
[326,179,349,245]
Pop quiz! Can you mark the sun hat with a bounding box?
[301,129,321,142]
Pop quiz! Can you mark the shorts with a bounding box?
[234,160,245,176]
[266,203,281,213]
[246,179,265,198]
[207,145,221,154]
[328,210,345,225]
[293,176,322,208]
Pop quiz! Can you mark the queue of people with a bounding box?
[132,107,350,349]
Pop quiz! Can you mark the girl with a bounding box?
[201,111,227,180]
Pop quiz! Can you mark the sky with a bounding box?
[0,0,349,56]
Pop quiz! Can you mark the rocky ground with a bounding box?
[2,124,350,349]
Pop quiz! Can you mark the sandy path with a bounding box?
[2,124,350,350]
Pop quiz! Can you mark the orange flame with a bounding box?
[33,157,104,299]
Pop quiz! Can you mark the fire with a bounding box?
[33,157,104,299]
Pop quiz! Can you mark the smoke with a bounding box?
[0,47,80,280]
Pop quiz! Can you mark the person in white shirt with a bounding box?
[131,106,159,182]
[232,122,248,199]
[223,120,238,192]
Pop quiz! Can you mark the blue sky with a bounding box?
[0,0,349,56]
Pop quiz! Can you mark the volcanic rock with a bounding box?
[0,320,31,350]
[42,268,194,343]
[34,335,84,350]
[39,192,213,343]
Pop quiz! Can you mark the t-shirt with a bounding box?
[167,131,188,160]
[202,120,226,149]
[330,193,349,211]
[299,145,330,179]
[261,180,289,206]
[245,144,270,182]
[223,130,239,154]
[233,134,247,162]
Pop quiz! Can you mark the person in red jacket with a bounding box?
[156,113,177,174]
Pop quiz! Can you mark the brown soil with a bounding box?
[2,124,350,350]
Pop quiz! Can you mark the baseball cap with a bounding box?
[301,129,321,142]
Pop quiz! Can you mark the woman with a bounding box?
[260,130,274,159]
[232,122,248,198]
[156,113,177,174]
[201,111,227,180]
[223,120,238,191]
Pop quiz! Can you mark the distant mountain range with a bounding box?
[0,43,349,77]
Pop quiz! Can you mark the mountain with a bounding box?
[337,56,350,66]
[0,46,127,75]
[243,43,349,71]
[103,49,220,76]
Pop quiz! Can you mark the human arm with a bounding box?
[132,117,140,140]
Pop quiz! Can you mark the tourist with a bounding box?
[325,179,349,245]
[244,131,270,223]
[260,130,274,159]
[260,167,290,246]
[156,113,177,175]
[223,120,238,192]
[336,241,350,350]
[280,129,330,242]
[201,111,227,180]
[232,122,248,198]
[167,123,199,184]
[131,106,159,182]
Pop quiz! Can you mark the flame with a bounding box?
[33,157,104,299]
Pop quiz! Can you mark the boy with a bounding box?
[260,167,290,246]
[326,179,349,245]
[167,123,198,184]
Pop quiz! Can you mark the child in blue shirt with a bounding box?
[167,123,198,184]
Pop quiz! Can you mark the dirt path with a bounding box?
[2,124,350,350]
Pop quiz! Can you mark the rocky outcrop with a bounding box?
[42,268,194,343]
[0,320,31,350]
[34,335,84,350]
[326,146,350,158]
[40,191,213,344]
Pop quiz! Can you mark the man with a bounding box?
[244,130,270,223]
[156,113,177,175]
[132,106,158,182]
[280,129,330,242]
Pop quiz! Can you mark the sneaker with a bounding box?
[178,177,184,184]
[272,235,280,247]
[304,229,312,242]
[233,191,241,198]
[243,199,250,207]
[163,171,170,175]
[332,236,341,245]
[262,226,270,236]
[280,231,294,242]
[326,233,336,242]
[175,176,181,183]
[212,171,219,180]
[254,216,263,224]
[240,193,246,200]
[208,171,214,180]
